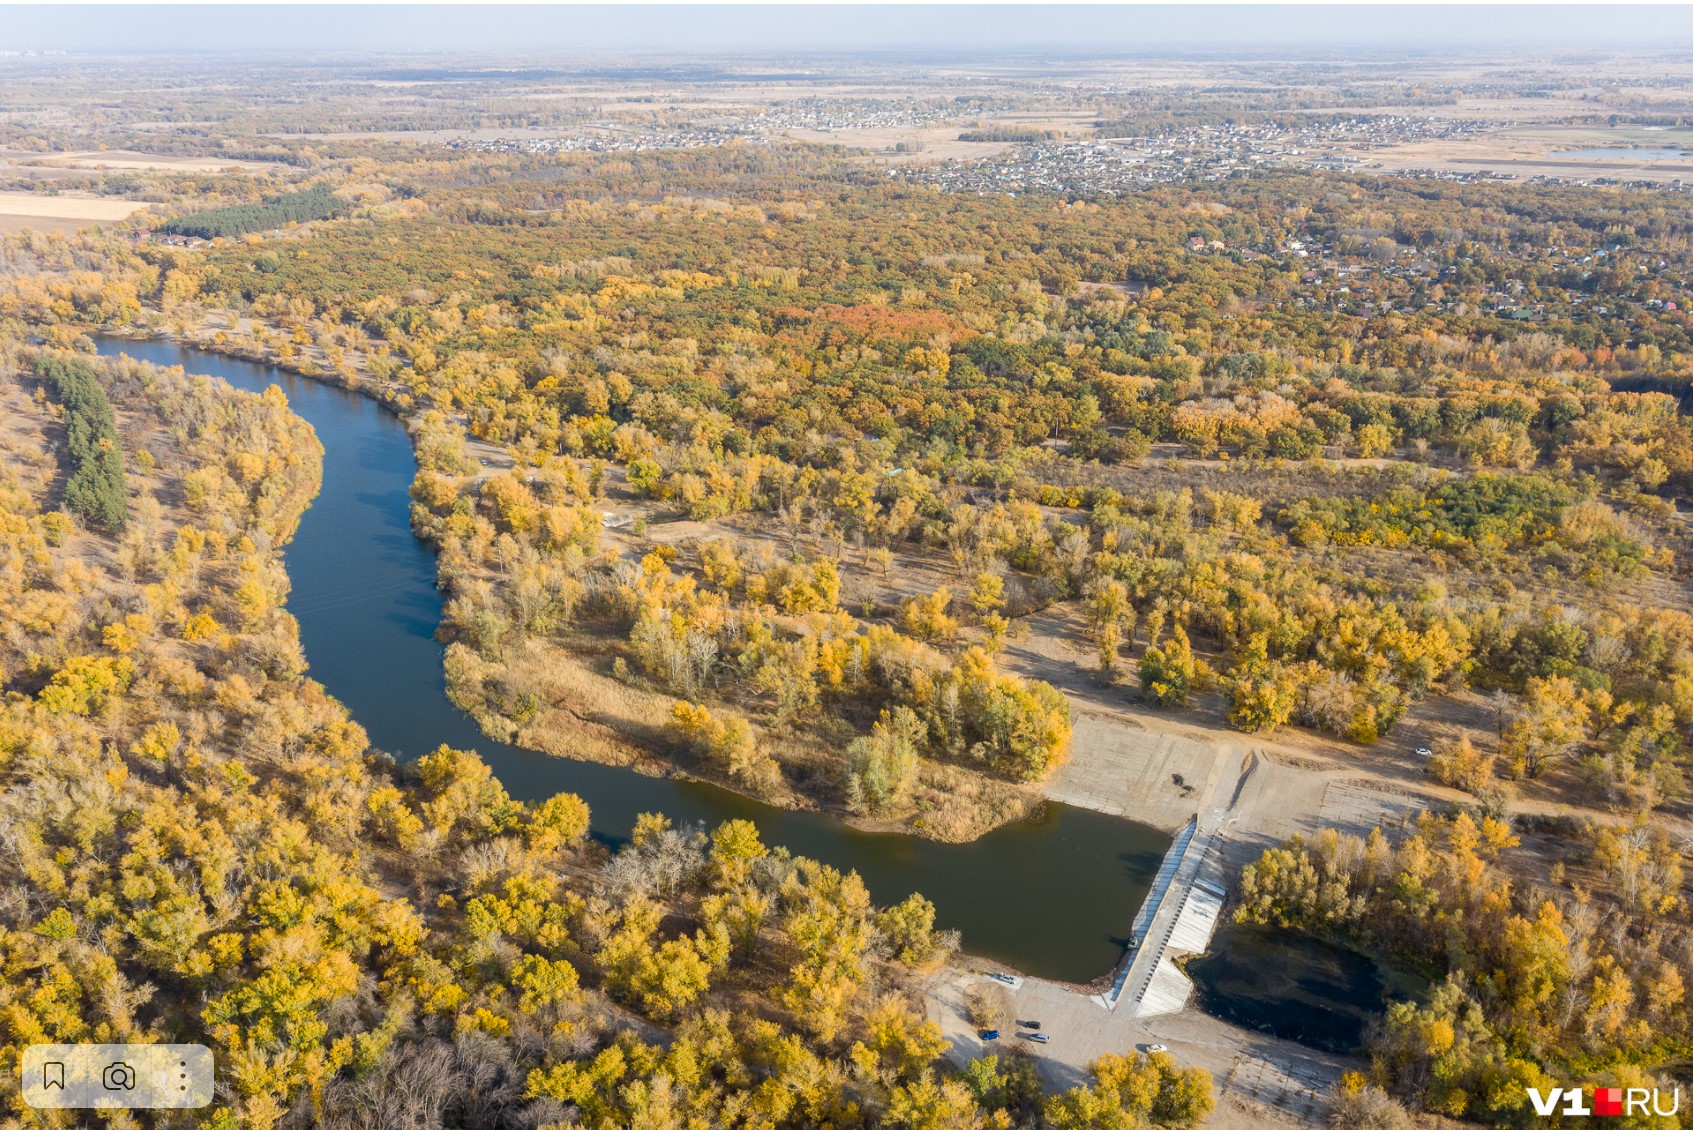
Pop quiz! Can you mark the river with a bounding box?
[93,335,1170,984]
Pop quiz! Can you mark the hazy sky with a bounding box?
[1,4,1687,55]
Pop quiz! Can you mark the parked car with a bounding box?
[1143,1044,1168,1053]
[1415,747,1433,757]
[1017,1020,1041,1030]
[1020,1032,1050,1043]
[979,1030,1000,1041]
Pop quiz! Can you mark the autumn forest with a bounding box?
[0,43,1688,1130]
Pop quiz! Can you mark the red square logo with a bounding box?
[1595,1088,1624,1116]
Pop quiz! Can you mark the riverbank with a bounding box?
[81,322,1429,1129]
[92,313,1454,856]
[89,313,1068,846]
[85,329,1176,985]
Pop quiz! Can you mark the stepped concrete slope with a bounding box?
[1096,751,1257,1015]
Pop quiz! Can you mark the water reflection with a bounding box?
[94,335,1172,983]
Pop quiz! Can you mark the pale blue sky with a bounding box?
[1,4,1686,55]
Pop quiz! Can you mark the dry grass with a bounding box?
[2,149,272,172]
[1334,125,1691,184]
[448,627,1041,842]
[0,375,65,507]
[447,634,667,772]
[908,760,1038,841]
[783,125,1016,165]
[0,192,149,233]
[0,360,206,650]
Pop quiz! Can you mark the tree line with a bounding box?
[37,354,127,532]
[0,347,1214,1129]
[1236,813,1688,1127]
[158,183,343,240]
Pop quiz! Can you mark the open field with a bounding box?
[266,125,582,142]
[782,125,1017,162]
[0,147,276,173]
[1343,125,1692,183]
[0,191,148,233]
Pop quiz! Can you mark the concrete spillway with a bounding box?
[1094,812,1231,1016]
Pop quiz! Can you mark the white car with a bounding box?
[1414,747,1433,758]
[1142,1044,1168,1053]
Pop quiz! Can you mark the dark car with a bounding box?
[979,1030,1000,1041]
[1017,1020,1041,1030]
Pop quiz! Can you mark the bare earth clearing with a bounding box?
[928,966,1351,1130]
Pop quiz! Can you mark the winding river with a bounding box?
[94,335,1169,984]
